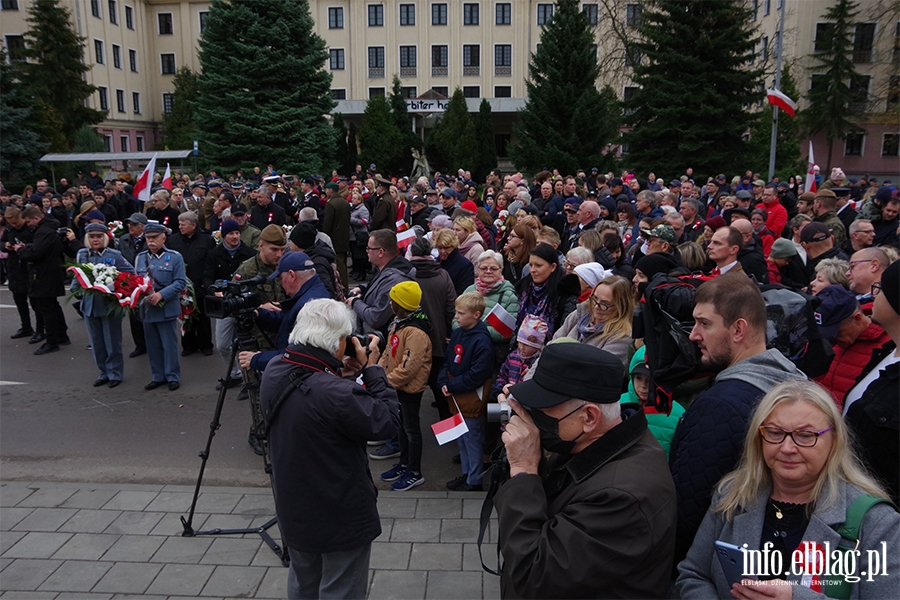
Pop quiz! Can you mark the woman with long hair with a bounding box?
[554,276,633,367]
[453,216,486,263]
[348,189,371,280]
[616,202,638,246]
[514,243,577,337]
[503,223,536,285]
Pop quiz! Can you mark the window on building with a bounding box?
[328,7,343,29]
[844,133,864,156]
[494,85,512,98]
[853,23,876,63]
[814,22,834,52]
[91,0,101,18]
[883,133,899,157]
[400,46,417,77]
[463,44,480,76]
[331,89,347,100]
[368,4,384,26]
[496,3,511,25]
[848,73,870,111]
[810,74,828,95]
[330,48,345,70]
[623,85,639,114]
[199,11,209,33]
[109,0,117,24]
[132,92,141,114]
[583,3,598,25]
[136,135,144,151]
[116,89,125,113]
[537,3,553,25]
[764,0,770,16]
[369,87,385,98]
[494,44,511,76]
[94,39,104,64]
[120,135,129,152]
[432,44,448,76]
[888,75,899,109]
[1,0,19,10]
[400,4,415,25]
[160,53,176,75]
[463,3,479,25]
[751,0,758,21]
[98,87,109,111]
[402,86,417,98]
[5,35,25,62]
[626,3,641,27]
[102,135,112,152]
[432,86,449,97]
[158,13,173,34]
[162,92,174,114]
[463,86,480,98]
[112,44,121,68]
[432,3,447,25]
[368,46,385,78]
[760,36,768,61]
[125,5,133,29]
[624,47,641,68]
[129,48,138,72]
[894,21,899,60]
[495,133,511,158]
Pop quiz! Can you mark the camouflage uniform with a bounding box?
[814,210,847,249]
[233,254,284,350]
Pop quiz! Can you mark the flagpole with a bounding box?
[767,0,787,182]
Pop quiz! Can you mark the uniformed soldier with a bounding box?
[813,189,848,249]
[136,221,187,391]
[231,203,261,249]
[233,224,287,351]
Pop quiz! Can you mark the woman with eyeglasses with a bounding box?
[458,250,518,356]
[553,275,633,367]
[678,380,899,599]
[502,223,536,286]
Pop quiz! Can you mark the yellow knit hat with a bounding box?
[389,281,422,311]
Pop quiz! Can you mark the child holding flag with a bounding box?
[491,315,548,401]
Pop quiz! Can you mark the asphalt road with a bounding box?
[0,285,462,492]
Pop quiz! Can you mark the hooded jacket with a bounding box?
[737,238,769,283]
[378,310,433,393]
[459,230,486,264]
[440,248,475,296]
[619,347,685,458]
[410,257,456,358]
[353,255,416,335]
[437,319,494,395]
[669,348,806,568]
[303,240,338,299]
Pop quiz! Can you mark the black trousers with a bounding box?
[13,291,43,333]
[181,314,213,352]
[428,356,450,420]
[129,312,146,351]
[30,296,67,345]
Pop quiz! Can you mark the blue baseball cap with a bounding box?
[814,285,858,342]
[440,188,460,200]
[269,251,315,280]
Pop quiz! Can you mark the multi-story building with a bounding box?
[2,0,897,176]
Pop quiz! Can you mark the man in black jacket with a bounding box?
[14,206,70,355]
[732,218,769,283]
[1,207,43,341]
[166,212,215,356]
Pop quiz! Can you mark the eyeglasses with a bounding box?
[871,282,882,297]
[854,229,875,235]
[508,233,520,239]
[435,245,452,251]
[478,266,500,272]
[759,426,832,447]
[590,297,614,311]
[849,259,873,269]
[563,260,579,269]
[365,246,383,252]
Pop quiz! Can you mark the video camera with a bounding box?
[205,273,266,319]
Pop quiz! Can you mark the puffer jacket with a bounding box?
[457,280,518,343]
[379,310,433,394]
[412,257,456,358]
[815,321,891,411]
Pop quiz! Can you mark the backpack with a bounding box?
[760,284,834,379]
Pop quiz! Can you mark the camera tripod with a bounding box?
[179,309,289,567]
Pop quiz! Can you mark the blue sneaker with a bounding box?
[369,440,401,460]
[391,471,425,491]
[380,463,407,482]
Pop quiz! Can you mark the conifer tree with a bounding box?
[430,88,476,173]
[161,67,200,150]
[473,100,497,182]
[0,49,47,185]
[801,0,862,172]
[358,95,402,173]
[624,0,764,176]
[509,0,617,175]
[196,0,336,174]
[747,65,804,178]
[332,113,349,175]
[388,76,421,174]
[346,121,359,175]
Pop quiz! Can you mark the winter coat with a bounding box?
[458,280,518,344]
[494,408,677,599]
[17,216,66,298]
[491,348,538,400]
[72,247,135,317]
[459,231,485,264]
[814,321,891,411]
[323,195,351,253]
[618,347,685,458]
[440,248,475,296]
[201,241,256,290]
[353,255,416,335]
[378,312,433,394]
[166,231,215,296]
[808,245,849,274]
[737,239,769,283]
[668,349,806,567]
[302,241,338,299]
[249,201,287,230]
[755,200,788,241]
[260,343,399,553]
[554,300,632,368]
[437,320,494,397]
[370,193,396,232]
[777,254,810,291]
[0,224,34,294]
[411,257,456,358]
[349,202,370,244]
[116,232,146,266]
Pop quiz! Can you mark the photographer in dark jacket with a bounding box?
[2,207,43,341]
[260,298,399,599]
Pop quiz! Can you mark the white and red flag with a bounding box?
[161,163,173,190]
[805,142,817,194]
[485,303,516,339]
[431,411,469,445]
[133,154,158,202]
[397,228,416,249]
[766,88,797,117]
[396,218,408,232]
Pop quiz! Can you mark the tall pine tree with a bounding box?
[161,67,200,150]
[802,0,862,172]
[388,76,421,174]
[332,113,349,175]
[429,88,476,173]
[0,48,48,185]
[196,0,336,174]
[473,100,497,182]
[509,0,618,175]
[16,0,105,151]
[358,95,402,173]
[624,0,764,177]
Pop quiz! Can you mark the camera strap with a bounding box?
[263,368,315,434]
[477,447,509,576]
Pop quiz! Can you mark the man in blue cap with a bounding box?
[136,221,187,391]
[439,188,460,217]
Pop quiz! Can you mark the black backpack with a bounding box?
[760,284,835,379]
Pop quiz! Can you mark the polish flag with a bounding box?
[161,163,173,190]
[766,88,797,117]
[485,303,516,339]
[431,412,469,445]
[397,228,416,249]
[805,142,817,194]
[133,154,158,202]
[396,218,408,232]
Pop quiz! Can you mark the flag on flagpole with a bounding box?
[431,412,469,445]
[766,88,797,117]
[161,163,172,190]
[133,154,158,202]
[485,303,516,339]
[805,142,817,194]
[397,228,416,249]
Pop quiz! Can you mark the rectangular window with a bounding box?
[5,35,25,62]
[463,86,480,98]
[91,0,100,18]
[160,53,176,75]
[369,87,385,98]
[129,48,138,72]
[199,11,209,33]
[848,73,870,111]
[463,44,480,76]
[583,3,598,25]
[814,22,834,52]
[368,4,384,26]
[624,47,641,68]
[432,3,447,25]
[537,3,553,25]
[844,133,864,156]
[120,135,128,152]
[158,13,173,35]
[136,135,144,151]
[329,48,345,70]
[98,87,109,111]
[623,85,639,114]
[496,3,511,25]
[116,89,125,113]
[132,92,141,114]
[400,45,417,77]
[125,5,133,29]
[494,44,511,76]
[112,44,121,69]
[463,3,479,25]
[109,0,117,24]
[368,46,385,78]
[328,7,343,29]
[94,39,104,64]
[162,92,174,114]
[751,0,758,21]
[432,86,449,97]
[432,44,448,76]
[853,23,876,63]
[888,75,899,109]
[882,133,899,157]
[760,36,768,61]
[402,86,417,98]
[764,0,771,16]
[103,135,112,152]
[494,85,511,98]
[400,4,415,25]
[626,3,641,27]
[331,89,347,100]
[1,0,19,10]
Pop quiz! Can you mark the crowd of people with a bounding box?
[2,162,898,599]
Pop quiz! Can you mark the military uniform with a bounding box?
[136,244,187,384]
[233,254,284,349]
[814,210,847,248]
[240,223,262,250]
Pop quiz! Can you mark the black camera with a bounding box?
[204,273,266,319]
[343,332,385,357]
[57,227,69,237]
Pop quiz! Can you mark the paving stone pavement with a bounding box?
[0,481,500,599]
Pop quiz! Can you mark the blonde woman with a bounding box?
[452,216,485,263]
[810,258,850,294]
